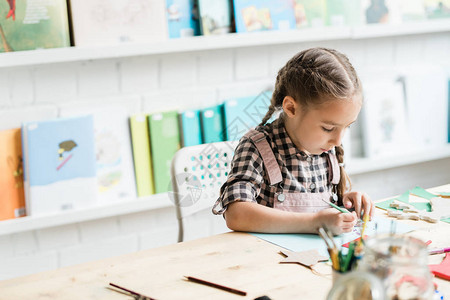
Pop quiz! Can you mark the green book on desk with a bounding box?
[148,111,181,194]
[130,114,155,197]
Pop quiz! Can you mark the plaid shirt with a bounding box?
[212,117,333,215]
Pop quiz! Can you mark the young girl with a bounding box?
[212,47,374,235]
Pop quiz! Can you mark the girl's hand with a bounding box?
[315,208,357,235]
[342,191,374,220]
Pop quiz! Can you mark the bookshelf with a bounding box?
[1,19,449,68]
[1,144,449,236]
[0,19,449,235]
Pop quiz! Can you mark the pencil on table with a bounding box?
[184,276,247,296]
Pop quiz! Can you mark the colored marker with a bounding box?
[321,198,351,214]
[428,247,450,255]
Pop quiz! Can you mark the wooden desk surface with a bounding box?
[1,185,449,300]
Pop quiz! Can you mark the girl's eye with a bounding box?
[322,127,333,132]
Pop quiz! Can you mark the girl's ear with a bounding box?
[282,96,299,118]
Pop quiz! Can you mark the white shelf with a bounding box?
[0,192,173,236]
[347,144,450,175]
[352,19,450,39]
[0,27,352,68]
[1,19,449,68]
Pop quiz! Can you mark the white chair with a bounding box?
[170,141,238,242]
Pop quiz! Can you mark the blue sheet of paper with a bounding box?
[250,217,416,256]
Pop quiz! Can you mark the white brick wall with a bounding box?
[235,46,270,80]
[35,63,78,103]
[0,32,449,281]
[9,67,34,106]
[78,60,120,97]
[160,53,197,89]
[120,56,159,94]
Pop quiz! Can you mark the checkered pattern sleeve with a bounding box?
[212,137,265,215]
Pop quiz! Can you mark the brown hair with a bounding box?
[261,47,362,204]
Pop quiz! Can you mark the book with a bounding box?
[424,0,450,19]
[361,80,411,158]
[0,128,26,220]
[234,0,296,33]
[399,0,426,22]
[364,0,390,24]
[180,109,202,147]
[148,111,181,194]
[223,91,272,141]
[325,0,362,26]
[294,0,326,28]
[129,114,155,197]
[402,66,448,148]
[200,104,226,143]
[198,0,233,35]
[60,104,137,204]
[0,0,70,52]
[166,0,200,38]
[21,115,98,216]
[69,0,168,47]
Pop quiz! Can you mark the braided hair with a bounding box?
[261,47,362,203]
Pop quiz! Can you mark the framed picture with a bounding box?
[361,79,412,158]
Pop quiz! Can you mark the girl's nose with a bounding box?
[330,130,345,147]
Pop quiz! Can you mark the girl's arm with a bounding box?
[224,201,357,235]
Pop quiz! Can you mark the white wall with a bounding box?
[0,31,449,280]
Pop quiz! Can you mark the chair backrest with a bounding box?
[170,141,238,242]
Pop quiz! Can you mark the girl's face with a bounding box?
[283,97,361,155]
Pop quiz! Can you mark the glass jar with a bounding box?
[358,234,434,300]
[327,271,386,300]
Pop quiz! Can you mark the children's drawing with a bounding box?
[96,130,123,191]
[7,155,23,188]
[362,79,411,158]
[242,6,272,31]
[56,140,77,171]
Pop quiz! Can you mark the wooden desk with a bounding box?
[1,185,449,300]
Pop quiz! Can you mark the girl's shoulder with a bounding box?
[234,119,281,155]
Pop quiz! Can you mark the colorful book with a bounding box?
[21,115,98,216]
[0,0,70,52]
[0,128,26,220]
[201,104,226,143]
[166,0,200,38]
[60,104,137,204]
[148,111,181,194]
[223,92,272,141]
[69,0,168,47]
[129,114,155,197]
[325,0,362,26]
[294,0,326,28]
[180,109,202,147]
[364,0,390,24]
[234,0,296,33]
[198,0,233,35]
[424,0,450,19]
